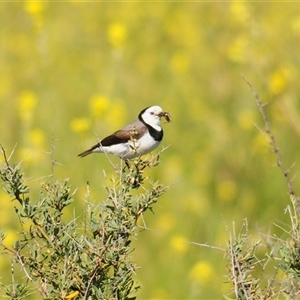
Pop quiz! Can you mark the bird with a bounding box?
[78,105,171,160]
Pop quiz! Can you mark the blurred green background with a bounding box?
[1,2,300,299]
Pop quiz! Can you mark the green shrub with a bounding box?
[0,149,167,300]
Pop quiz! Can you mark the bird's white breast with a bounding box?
[128,131,161,158]
[93,131,161,159]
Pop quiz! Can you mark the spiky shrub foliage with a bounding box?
[0,148,167,300]
[225,222,262,300]
[222,79,300,299]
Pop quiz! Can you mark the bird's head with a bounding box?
[139,105,171,130]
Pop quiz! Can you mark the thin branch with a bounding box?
[83,264,100,300]
[188,241,225,252]
[0,144,16,170]
[0,241,17,255]
[242,76,297,205]
[16,252,47,298]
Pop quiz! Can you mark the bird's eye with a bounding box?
[150,112,154,115]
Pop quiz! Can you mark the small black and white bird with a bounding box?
[78,105,171,160]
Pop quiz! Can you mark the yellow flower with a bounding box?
[3,231,19,247]
[217,179,237,202]
[108,23,128,48]
[227,36,247,63]
[24,2,44,16]
[64,291,79,299]
[24,2,44,30]
[89,95,109,118]
[70,118,91,133]
[105,102,126,129]
[189,260,213,284]
[29,128,45,149]
[18,90,38,122]
[229,2,251,25]
[170,52,190,74]
[170,235,188,254]
[269,69,288,95]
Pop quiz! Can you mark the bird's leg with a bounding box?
[125,159,131,169]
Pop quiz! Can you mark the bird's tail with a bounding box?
[78,149,93,158]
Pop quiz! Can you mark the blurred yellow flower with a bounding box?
[170,235,188,254]
[3,231,19,247]
[105,102,126,129]
[90,95,109,118]
[269,69,288,95]
[229,2,251,25]
[217,179,237,202]
[227,36,247,63]
[170,52,190,74]
[18,90,38,122]
[29,128,45,149]
[189,260,213,284]
[24,1,44,30]
[237,109,256,131]
[24,2,44,16]
[108,23,128,48]
[70,118,91,133]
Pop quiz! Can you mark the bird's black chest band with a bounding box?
[138,114,163,142]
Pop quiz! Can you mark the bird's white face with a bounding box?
[141,106,164,130]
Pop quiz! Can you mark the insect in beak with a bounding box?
[158,111,171,122]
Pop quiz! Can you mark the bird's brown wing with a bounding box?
[100,127,146,146]
[78,122,147,157]
[99,131,129,146]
